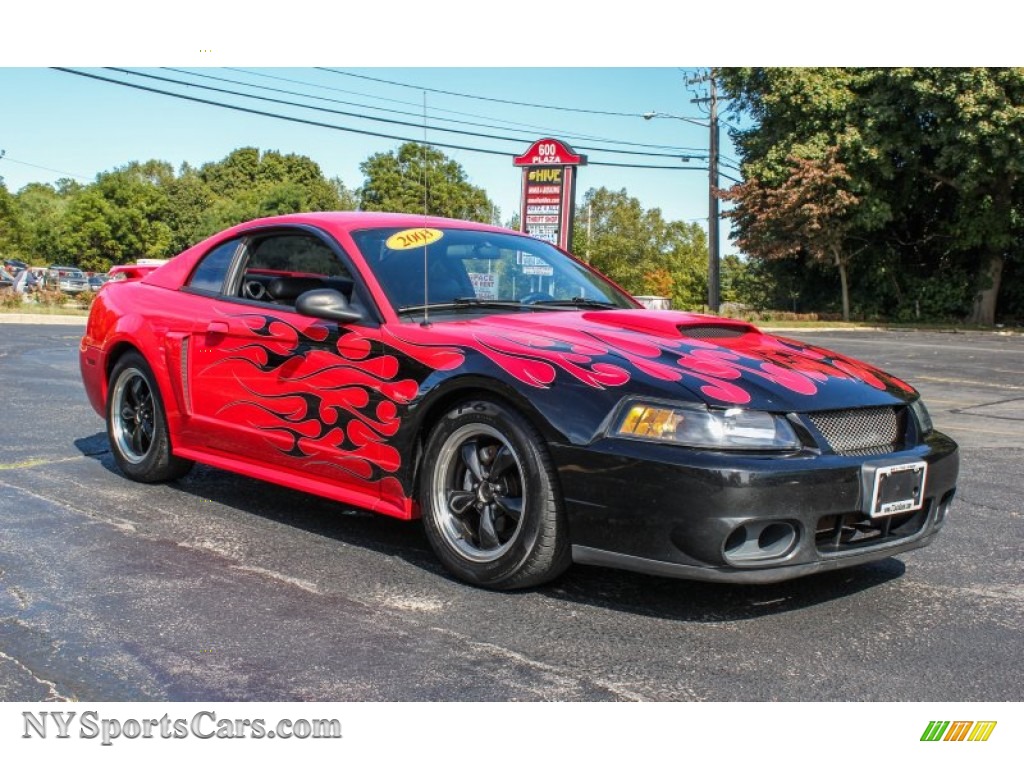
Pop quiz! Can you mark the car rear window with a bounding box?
[188,240,239,294]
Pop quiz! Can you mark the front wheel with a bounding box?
[420,400,571,589]
[107,351,193,483]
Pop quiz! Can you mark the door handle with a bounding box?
[206,321,230,335]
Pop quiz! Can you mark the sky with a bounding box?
[0,66,737,240]
[1,1,1001,256]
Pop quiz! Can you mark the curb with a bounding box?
[0,313,88,326]
[761,325,1021,336]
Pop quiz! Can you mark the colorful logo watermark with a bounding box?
[921,721,997,742]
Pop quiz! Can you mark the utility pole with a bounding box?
[707,74,721,314]
[585,201,592,264]
[689,69,721,313]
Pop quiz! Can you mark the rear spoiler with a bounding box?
[108,264,162,281]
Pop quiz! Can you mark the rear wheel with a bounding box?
[420,400,570,589]
[107,351,193,483]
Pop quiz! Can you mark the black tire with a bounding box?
[420,399,571,589]
[106,351,193,483]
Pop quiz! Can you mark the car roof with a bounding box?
[220,211,511,237]
[144,212,539,292]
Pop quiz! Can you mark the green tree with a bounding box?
[721,67,1024,324]
[573,187,707,309]
[329,177,359,210]
[197,147,348,232]
[50,161,176,270]
[721,147,861,320]
[861,68,1024,324]
[359,143,496,222]
[53,189,121,271]
[13,181,77,263]
[663,220,708,309]
[8,148,356,269]
[720,254,769,309]
[164,164,219,253]
[0,180,25,258]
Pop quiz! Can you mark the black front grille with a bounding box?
[679,324,747,340]
[806,406,905,454]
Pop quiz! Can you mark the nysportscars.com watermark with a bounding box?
[22,710,342,746]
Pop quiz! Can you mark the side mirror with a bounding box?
[295,289,364,324]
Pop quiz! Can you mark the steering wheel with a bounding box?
[519,292,551,304]
[243,280,267,301]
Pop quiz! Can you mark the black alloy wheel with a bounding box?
[421,399,570,589]
[107,351,193,483]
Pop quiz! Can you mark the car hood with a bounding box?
[385,309,915,412]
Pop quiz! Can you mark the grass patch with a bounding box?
[0,302,89,316]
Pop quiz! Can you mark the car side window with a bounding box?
[187,239,239,294]
[237,232,358,309]
[246,234,351,277]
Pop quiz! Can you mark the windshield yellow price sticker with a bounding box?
[386,228,443,251]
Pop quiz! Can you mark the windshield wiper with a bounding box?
[530,297,619,310]
[396,297,540,315]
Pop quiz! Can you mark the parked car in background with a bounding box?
[48,265,89,294]
[79,212,960,590]
[0,266,14,289]
[11,269,41,294]
[634,295,672,310]
[89,274,110,292]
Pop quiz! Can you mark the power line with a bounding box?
[316,68,658,118]
[227,68,636,144]
[52,68,705,172]
[202,68,709,155]
[111,68,701,162]
[109,67,534,146]
[0,154,91,181]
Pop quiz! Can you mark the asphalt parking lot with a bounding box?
[1,324,1021,701]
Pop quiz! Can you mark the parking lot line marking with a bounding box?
[916,376,1024,391]
[0,456,82,470]
[941,424,1024,437]
[800,336,1024,355]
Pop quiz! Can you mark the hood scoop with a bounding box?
[678,323,750,340]
[583,309,759,341]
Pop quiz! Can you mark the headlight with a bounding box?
[614,400,801,450]
[910,397,933,434]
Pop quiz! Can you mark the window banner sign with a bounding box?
[513,138,587,252]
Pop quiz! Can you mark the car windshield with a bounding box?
[350,226,636,317]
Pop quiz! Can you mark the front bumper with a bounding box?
[553,431,959,584]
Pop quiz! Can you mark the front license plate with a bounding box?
[868,461,927,518]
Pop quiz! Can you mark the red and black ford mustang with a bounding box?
[80,212,959,589]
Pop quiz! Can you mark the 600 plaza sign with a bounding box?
[513,138,586,251]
